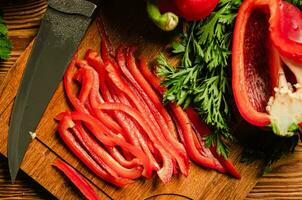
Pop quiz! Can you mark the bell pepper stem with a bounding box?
[266,56,302,136]
[146,0,179,31]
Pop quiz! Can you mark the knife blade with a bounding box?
[8,0,97,182]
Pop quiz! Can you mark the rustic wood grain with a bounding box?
[0,155,52,200]
[0,105,111,200]
[0,0,302,199]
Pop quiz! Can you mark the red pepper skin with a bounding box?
[73,123,143,179]
[139,56,178,139]
[127,51,180,141]
[106,147,141,169]
[158,0,181,16]
[232,0,281,127]
[106,82,160,178]
[86,51,158,174]
[66,111,148,164]
[97,102,174,183]
[56,114,131,187]
[169,103,225,172]
[173,0,219,21]
[105,61,181,182]
[139,56,166,95]
[72,123,120,178]
[186,108,241,179]
[53,159,100,200]
[101,39,110,62]
[85,52,144,146]
[119,48,189,176]
[64,57,90,114]
[73,65,93,104]
[140,62,229,172]
[69,60,142,169]
[109,81,157,154]
[77,60,124,134]
[270,1,302,64]
[85,50,119,119]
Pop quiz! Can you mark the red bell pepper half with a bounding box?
[232,0,302,136]
[53,159,100,200]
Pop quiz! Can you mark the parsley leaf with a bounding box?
[157,0,241,158]
[0,9,12,60]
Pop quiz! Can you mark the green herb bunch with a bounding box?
[157,0,242,158]
[0,10,12,60]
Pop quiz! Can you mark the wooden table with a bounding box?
[0,0,301,199]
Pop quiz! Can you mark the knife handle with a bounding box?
[48,0,98,18]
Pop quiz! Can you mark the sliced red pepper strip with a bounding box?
[140,64,229,172]
[84,56,153,170]
[71,63,140,169]
[169,103,225,171]
[101,39,110,62]
[77,59,123,134]
[104,61,179,181]
[117,48,189,176]
[85,50,120,121]
[139,56,166,95]
[85,50,145,148]
[72,123,120,178]
[56,114,131,187]
[53,159,100,200]
[73,123,143,179]
[96,102,174,182]
[124,49,181,143]
[65,111,150,172]
[64,57,90,114]
[103,77,159,178]
[104,61,176,156]
[96,16,115,57]
[108,80,158,156]
[186,108,241,179]
[138,55,178,139]
[73,65,93,104]
[106,147,141,169]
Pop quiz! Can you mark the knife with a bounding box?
[8,0,97,182]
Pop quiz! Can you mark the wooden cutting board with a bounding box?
[0,0,282,199]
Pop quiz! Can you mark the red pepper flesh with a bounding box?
[53,159,100,200]
[232,0,280,126]
[232,0,302,136]
[56,114,131,187]
[270,1,302,64]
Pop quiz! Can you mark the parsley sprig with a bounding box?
[0,10,12,60]
[157,0,242,158]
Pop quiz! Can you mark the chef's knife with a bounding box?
[8,0,97,182]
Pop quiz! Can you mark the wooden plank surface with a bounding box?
[0,0,301,199]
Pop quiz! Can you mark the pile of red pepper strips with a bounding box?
[55,37,240,188]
